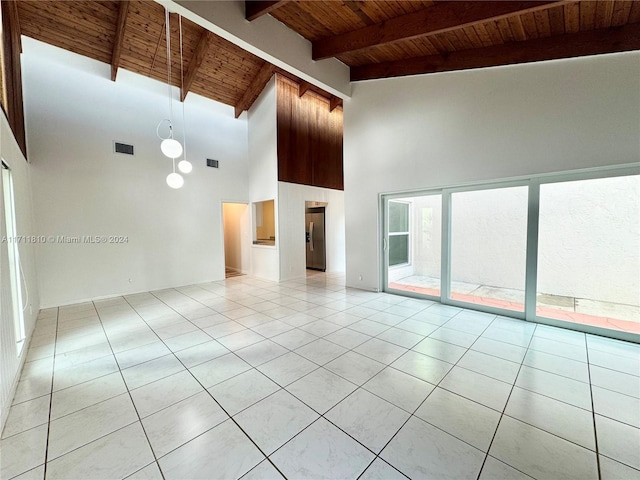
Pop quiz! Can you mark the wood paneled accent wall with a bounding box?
[1,1,27,158]
[276,75,343,191]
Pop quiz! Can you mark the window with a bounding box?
[388,200,410,266]
[0,3,6,113]
[382,167,639,340]
[2,162,25,353]
[386,195,442,296]
[253,199,275,246]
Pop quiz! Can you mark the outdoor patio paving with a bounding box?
[390,275,640,334]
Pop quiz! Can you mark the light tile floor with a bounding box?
[2,272,640,480]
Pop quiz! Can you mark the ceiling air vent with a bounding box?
[206,159,219,168]
[114,142,134,156]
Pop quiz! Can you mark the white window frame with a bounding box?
[388,199,411,268]
[2,161,26,354]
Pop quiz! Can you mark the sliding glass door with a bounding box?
[382,167,640,341]
[449,186,528,312]
[537,175,640,334]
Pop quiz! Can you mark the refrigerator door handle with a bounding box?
[309,222,314,252]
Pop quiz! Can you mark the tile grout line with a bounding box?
[42,300,612,476]
[13,284,268,480]
[362,311,491,465]
[41,306,60,480]
[147,283,433,478]
[159,278,636,476]
[473,321,539,480]
[386,311,507,478]
[20,275,634,480]
[585,340,603,480]
[134,283,571,479]
[355,311,501,479]
[136,290,290,480]
[91,300,167,480]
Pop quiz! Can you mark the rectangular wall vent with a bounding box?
[114,142,134,155]
[206,159,219,168]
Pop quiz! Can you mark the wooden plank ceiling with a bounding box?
[253,0,640,80]
[14,0,640,106]
[14,0,341,117]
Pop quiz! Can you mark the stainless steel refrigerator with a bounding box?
[305,207,326,271]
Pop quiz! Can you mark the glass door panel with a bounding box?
[537,175,640,334]
[449,186,528,312]
[387,195,442,297]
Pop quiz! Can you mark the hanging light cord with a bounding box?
[156,118,172,140]
[165,7,173,129]
[179,14,187,162]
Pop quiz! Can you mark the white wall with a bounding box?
[247,78,279,281]
[22,38,249,307]
[0,111,40,430]
[344,52,640,291]
[222,202,251,274]
[278,182,345,281]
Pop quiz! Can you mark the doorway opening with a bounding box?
[222,202,249,279]
[306,201,327,272]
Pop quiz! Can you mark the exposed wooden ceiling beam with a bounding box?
[110,0,129,81]
[245,1,289,21]
[313,1,564,60]
[1,0,27,157]
[343,1,376,27]
[351,24,640,81]
[234,62,275,118]
[236,67,339,115]
[181,30,214,102]
[329,96,342,112]
[281,74,343,114]
[279,72,340,108]
[298,80,312,98]
[4,0,22,52]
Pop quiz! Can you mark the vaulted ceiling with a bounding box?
[12,0,640,115]
[253,0,640,80]
[16,0,276,116]
[14,0,343,117]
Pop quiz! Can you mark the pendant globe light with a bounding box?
[178,159,192,173]
[166,171,184,189]
[177,14,193,175]
[158,7,184,188]
[161,137,183,159]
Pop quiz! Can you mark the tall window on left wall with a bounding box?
[0,2,7,115]
[2,161,25,353]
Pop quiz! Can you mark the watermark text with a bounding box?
[1,235,129,244]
